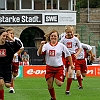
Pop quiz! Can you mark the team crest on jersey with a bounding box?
[66,42,72,48]
[49,50,55,56]
[0,49,6,57]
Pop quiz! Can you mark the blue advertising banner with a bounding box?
[17,66,23,77]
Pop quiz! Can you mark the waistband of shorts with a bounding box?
[46,65,63,68]
[77,59,85,60]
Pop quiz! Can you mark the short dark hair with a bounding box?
[0,28,6,35]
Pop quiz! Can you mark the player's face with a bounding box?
[50,32,58,43]
[66,30,74,38]
[24,52,27,55]
[7,30,14,39]
[0,32,8,44]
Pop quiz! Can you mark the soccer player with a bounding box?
[6,28,24,93]
[60,25,82,95]
[38,29,74,100]
[74,34,95,82]
[0,28,22,100]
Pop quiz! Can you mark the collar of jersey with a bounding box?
[49,42,58,46]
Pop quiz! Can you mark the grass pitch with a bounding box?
[5,77,100,100]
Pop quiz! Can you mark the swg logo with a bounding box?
[45,15,58,23]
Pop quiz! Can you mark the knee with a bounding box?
[5,83,11,88]
[82,73,86,77]
[0,80,4,89]
[47,82,53,89]
[56,82,63,87]
[76,70,81,76]
[68,72,73,77]
[55,79,63,87]
[13,72,18,77]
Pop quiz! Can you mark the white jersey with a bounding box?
[76,43,92,59]
[13,37,24,62]
[60,36,81,54]
[42,42,71,67]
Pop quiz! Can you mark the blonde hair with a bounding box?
[6,28,14,35]
[44,29,59,42]
[65,25,74,33]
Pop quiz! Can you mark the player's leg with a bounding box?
[47,77,56,100]
[55,66,65,87]
[81,60,87,77]
[3,68,12,100]
[45,65,56,100]
[0,79,4,100]
[9,74,15,93]
[72,70,77,80]
[66,66,74,95]
[76,69,83,89]
[9,62,19,93]
[75,60,83,89]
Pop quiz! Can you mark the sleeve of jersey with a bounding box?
[13,40,22,53]
[76,38,82,48]
[19,40,24,49]
[82,43,92,51]
[15,37,24,49]
[63,44,71,57]
[41,44,46,55]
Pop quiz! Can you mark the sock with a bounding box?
[48,87,56,100]
[66,78,73,91]
[10,78,14,89]
[13,76,16,80]
[0,90,4,100]
[77,75,82,87]
[81,75,83,80]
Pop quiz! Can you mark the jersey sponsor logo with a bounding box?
[49,50,55,56]
[66,42,72,48]
[0,49,6,57]
[45,15,58,23]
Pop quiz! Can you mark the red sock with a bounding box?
[48,87,56,100]
[77,75,82,87]
[0,90,4,100]
[10,78,14,88]
[66,78,73,91]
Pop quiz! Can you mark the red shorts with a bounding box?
[76,59,87,73]
[45,65,65,82]
[12,62,19,73]
[65,54,77,69]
